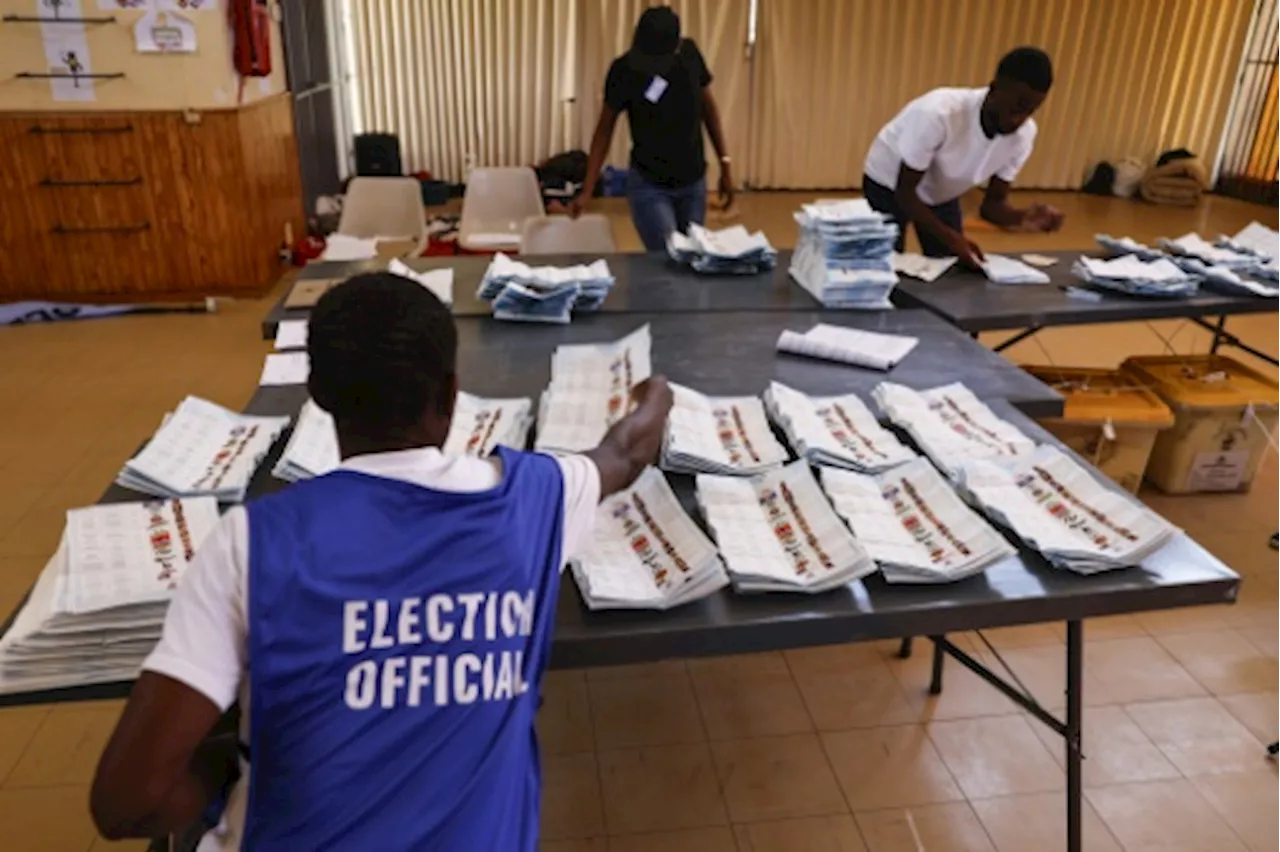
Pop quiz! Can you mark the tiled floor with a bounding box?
[0,190,1276,851]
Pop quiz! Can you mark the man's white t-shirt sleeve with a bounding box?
[995,121,1037,183]
[141,508,247,712]
[555,455,601,563]
[895,105,948,173]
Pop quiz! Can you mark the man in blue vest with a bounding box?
[90,272,673,850]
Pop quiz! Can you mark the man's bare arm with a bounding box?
[585,377,673,496]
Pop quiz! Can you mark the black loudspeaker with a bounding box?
[354,133,403,177]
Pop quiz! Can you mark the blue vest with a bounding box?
[244,447,565,851]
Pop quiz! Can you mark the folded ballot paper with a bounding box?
[764,381,916,473]
[571,467,729,610]
[790,200,900,308]
[981,255,1051,285]
[660,384,789,476]
[0,498,220,694]
[666,224,777,274]
[388,258,454,305]
[535,326,652,454]
[776,323,918,371]
[820,460,1014,583]
[1095,234,1164,260]
[117,397,290,502]
[957,445,1177,574]
[1160,232,1260,270]
[891,252,958,282]
[477,253,615,322]
[273,319,308,351]
[1222,221,1277,262]
[1072,256,1200,298]
[698,460,877,593]
[874,382,1036,479]
[1170,257,1279,298]
[272,399,340,482]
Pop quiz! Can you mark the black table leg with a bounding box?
[897,637,914,658]
[1066,620,1084,852]
[928,636,946,695]
[993,326,1042,353]
[1209,316,1226,354]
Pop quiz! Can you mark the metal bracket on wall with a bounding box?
[40,177,143,188]
[29,124,134,134]
[51,223,151,235]
[15,72,126,81]
[2,14,116,24]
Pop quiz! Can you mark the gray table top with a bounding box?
[894,250,1279,332]
[263,251,817,338]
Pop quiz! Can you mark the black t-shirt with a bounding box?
[604,38,712,189]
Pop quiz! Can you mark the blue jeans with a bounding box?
[626,170,706,251]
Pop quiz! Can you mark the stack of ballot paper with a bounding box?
[258,351,310,386]
[873,382,1036,478]
[117,397,290,502]
[1071,256,1200,298]
[1095,234,1164,260]
[790,200,900,308]
[477,253,615,322]
[666,224,777,274]
[388,258,454,305]
[661,384,788,475]
[775,323,918,370]
[273,319,308,351]
[891,252,957,282]
[982,255,1051,285]
[957,445,1177,574]
[272,399,339,482]
[1160,232,1260,271]
[1170,257,1279,298]
[764,382,916,472]
[820,460,1014,583]
[571,468,729,610]
[0,498,221,693]
[535,326,652,454]
[698,460,877,592]
[1220,221,1277,262]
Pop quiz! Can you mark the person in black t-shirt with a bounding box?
[568,6,733,250]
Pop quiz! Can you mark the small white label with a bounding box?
[1186,450,1251,491]
[644,76,669,103]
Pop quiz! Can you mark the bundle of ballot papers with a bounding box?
[477,253,615,322]
[790,200,900,308]
[1071,255,1200,298]
[1219,221,1277,262]
[698,460,877,592]
[820,460,1014,583]
[570,468,729,610]
[117,397,290,502]
[666,224,777,274]
[1095,234,1163,260]
[982,255,1051,285]
[1170,257,1279,298]
[535,325,652,454]
[0,498,220,694]
[272,399,339,482]
[775,323,918,371]
[661,384,788,475]
[1160,232,1261,271]
[957,445,1177,574]
[764,382,916,473]
[874,382,1036,478]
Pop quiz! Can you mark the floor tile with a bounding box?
[927,716,1064,799]
[1125,697,1268,776]
[690,664,813,740]
[1029,705,1181,788]
[733,815,868,852]
[787,644,922,731]
[538,670,595,755]
[1134,604,1236,637]
[584,661,687,682]
[597,744,727,834]
[821,726,963,811]
[89,838,152,851]
[1189,771,1280,851]
[0,706,49,787]
[1086,779,1248,852]
[968,624,1063,649]
[854,802,996,852]
[541,840,608,852]
[588,674,706,750]
[1085,637,1206,704]
[541,752,605,840]
[607,826,738,852]
[686,651,789,679]
[1238,625,1279,659]
[1157,631,1279,696]
[1079,614,1148,641]
[1218,691,1279,743]
[0,786,99,852]
[971,792,1121,852]
[709,733,846,822]
[886,646,1020,721]
[5,705,121,789]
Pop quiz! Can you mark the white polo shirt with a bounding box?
[863,86,1037,206]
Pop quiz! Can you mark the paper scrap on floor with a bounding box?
[1020,253,1058,268]
[981,254,1051,284]
[776,323,918,371]
[274,319,308,351]
[891,252,957,282]
[259,352,310,386]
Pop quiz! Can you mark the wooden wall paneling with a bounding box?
[0,117,56,297]
[133,113,197,291]
[237,94,306,291]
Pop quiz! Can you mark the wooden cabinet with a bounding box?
[0,95,305,301]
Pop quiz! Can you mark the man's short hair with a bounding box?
[308,272,457,433]
[996,47,1053,93]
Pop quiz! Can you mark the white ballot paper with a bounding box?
[764,381,916,473]
[320,234,379,261]
[272,399,340,482]
[820,460,1014,583]
[571,468,729,610]
[982,254,1051,285]
[388,258,454,305]
[776,324,918,371]
[661,384,789,476]
[891,252,958,282]
[873,382,1036,478]
[258,352,310,386]
[536,326,652,454]
[957,445,1177,574]
[274,319,308,351]
[1228,221,1278,260]
[697,460,877,593]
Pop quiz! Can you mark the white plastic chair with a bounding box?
[337,177,428,246]
[459,167,546,252]
[519,215,616,256]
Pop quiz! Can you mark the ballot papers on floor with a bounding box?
[1171,257,1279,298]
[982,255,1051,285]
[874,382,1036,478]
[820,459,1014,583]
[775,323,918,371]
[666,224,777,274]
[0,498,220,694]
[477,253,615,322]
[1095,234,1164,260]
[1159,232,1260,271]
[117,397,290,502]
[790,200,900,308]
[697,460,876,593]
[764,382,915,473]
[535,325,652,454]
[661,384,788,475]
[957,445,1177,574]
[1071,255,1200,298]
[571,468,729,610]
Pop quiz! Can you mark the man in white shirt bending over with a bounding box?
[863,46,1064,268]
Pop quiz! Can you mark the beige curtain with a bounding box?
[748,0,1254,189]
[347,0,577,181]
